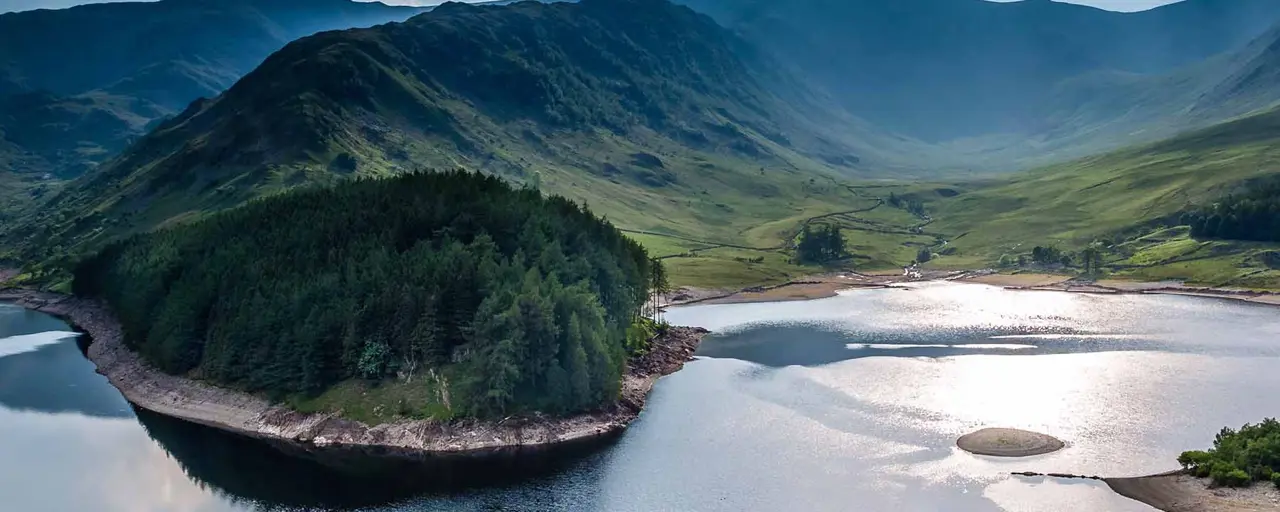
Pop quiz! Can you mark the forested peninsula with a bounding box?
[55,170,704,452]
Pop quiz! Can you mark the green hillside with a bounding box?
[929,107,1280,288]
[0,0,424,178]
[7,0,929,288]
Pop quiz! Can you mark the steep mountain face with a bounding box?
[14,0,902,257]
[0,0,424,177]
[1003,21,1280,167]
[678,0,1280,146]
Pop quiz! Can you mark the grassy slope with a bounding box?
[0,2,424,177]
[7,0,938,289]
[929,107,1280,288]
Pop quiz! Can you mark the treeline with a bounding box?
[1181,175,1280,242]
[1179,418,1280,488]
[888,192,926,217]
[73,170,656,418]
[796,224,846,263]
[998,244,1103,273]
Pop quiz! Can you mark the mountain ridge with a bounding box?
[8,0,897,264]
[678,0,1280,163]
[0,0,425,178]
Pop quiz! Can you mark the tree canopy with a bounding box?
[796,224,846,264]
[1181,174,1280,242]
[73,170,656,418]
[1179,418,1280,489]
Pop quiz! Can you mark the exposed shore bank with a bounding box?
[1009,470,1280,511]
[958,272,1280,307]
[665,270,967,306]
[1105,472,1280,511]
[0,288,708,457]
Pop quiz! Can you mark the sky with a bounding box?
[1,0,1186,15]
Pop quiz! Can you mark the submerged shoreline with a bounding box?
[0,289,708,458]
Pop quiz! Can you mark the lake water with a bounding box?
[4,281,1280,511]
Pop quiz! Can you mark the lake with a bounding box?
[4,281,1280,511]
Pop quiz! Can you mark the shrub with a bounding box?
[1210,462,1251,487]
[1177,418,1280,486]
[1178,450,1214,472]
[1271,472,1280,489]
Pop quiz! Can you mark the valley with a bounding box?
[4,0,1279,293]
[3,0,1280,509]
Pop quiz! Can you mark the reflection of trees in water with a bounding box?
[699,324,1151,367]
[133,406,615,510]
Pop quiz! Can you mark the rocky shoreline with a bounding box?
[1104,472,1280,512]
[958,272,1280,307]
[0,288,708,458]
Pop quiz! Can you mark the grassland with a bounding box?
[922,107,1280,289]
[288,376,455,425]
[617,177,939,289]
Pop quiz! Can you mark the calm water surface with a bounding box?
[4,282,1280,511]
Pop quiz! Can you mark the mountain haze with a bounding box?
[680,0,1280,165]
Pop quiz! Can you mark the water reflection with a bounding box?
[694,324,1166,366]
[0,303,71,337]
[5,283,1280,511]
[678,282,1280,365]
[134,407,618,510]
[0,332,133,417]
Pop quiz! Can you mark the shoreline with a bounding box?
[665,270,968,307]
[1104,471,1280,511]
[1011,469,1280,511]
[957,272,1280,308]
[0,288,708,458]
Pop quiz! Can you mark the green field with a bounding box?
[620,179,934,288]
[920,108,1280,289]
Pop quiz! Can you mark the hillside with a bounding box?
[679,0,1280,167]
[0,0,424,178]
[8,0,916,285]
[928,106,1280,288]
[1002,22,1280,166]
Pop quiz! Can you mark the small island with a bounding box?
[24,171,707,456]
[957,428,1065,457]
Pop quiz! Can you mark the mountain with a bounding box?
[931,104,1280,288]
[0,0,425,178]
[969,20,1280,168]
[11,0,921,262]
[678,0,1280,162]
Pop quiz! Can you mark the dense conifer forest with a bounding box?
[72,171,657,417]
[1181,175,1280,242]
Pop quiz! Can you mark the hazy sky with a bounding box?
[1,0,1186,15]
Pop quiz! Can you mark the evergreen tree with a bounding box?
[72,170,656,418]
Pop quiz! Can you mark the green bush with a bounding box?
[1210,465,1251,488]
[1181,418,1280,487]
[1178,450,1214,474]
[626,319,658,356]
[1270,472,1280,489]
